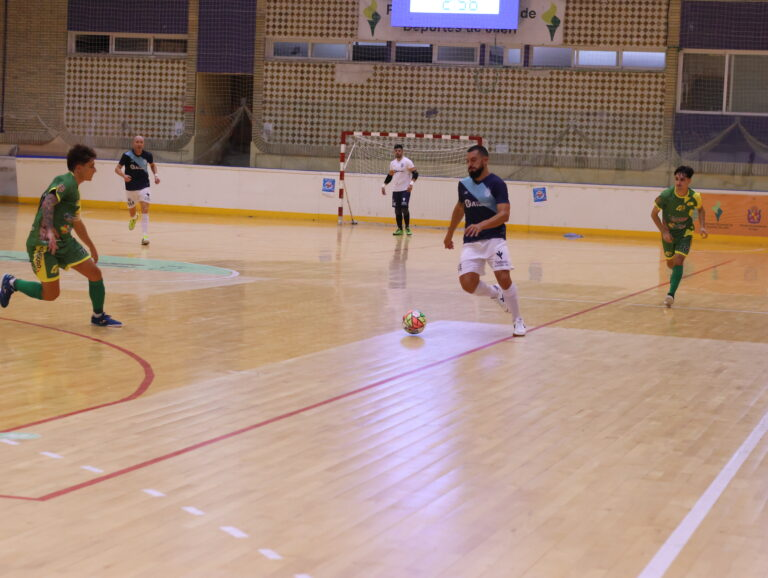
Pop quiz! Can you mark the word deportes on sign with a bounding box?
[399,8,539,34]
[404,27,521,33]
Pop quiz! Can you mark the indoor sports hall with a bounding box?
[1,2,768,577]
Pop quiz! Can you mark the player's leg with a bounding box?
[401,191,412,234]
[489,241,525,335]
[2,245,64,308]
[458,240,496,297]
[662,236,676,270]
[139,188,151,245]
[72,259,122,327]
[391,191,403,234]
[394,206,404,234]
[127,191,138,230]
[664,235,690,307]
[66,240,122,327]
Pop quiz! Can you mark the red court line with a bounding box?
[0,317,155,431]
[2,259,733,501]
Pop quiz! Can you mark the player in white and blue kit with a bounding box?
[443,145,526,336]
[115,135,160,246]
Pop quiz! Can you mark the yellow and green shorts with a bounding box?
[662,231,693,260]
[27,238,91,282]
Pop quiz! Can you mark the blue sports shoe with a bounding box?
[0,274,15,308]
[91,313,123,327]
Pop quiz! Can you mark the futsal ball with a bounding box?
[402,309,427,335]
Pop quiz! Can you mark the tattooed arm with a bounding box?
[39,192,60,254]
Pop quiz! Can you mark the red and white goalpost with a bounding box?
[338,131,483,224]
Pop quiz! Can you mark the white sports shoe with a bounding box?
[491,284,509,312]
[664,294,674,308]
[513,317,527,337]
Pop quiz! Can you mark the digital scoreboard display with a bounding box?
[391,0,520,29]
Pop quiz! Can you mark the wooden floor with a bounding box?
[1,204,767,578]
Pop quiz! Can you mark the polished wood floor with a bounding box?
[1,204,767,578]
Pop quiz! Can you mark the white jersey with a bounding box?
[388,156,415,191]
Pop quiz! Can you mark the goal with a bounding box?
[338,131,483,224]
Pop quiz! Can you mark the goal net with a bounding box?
[338,131,482,224]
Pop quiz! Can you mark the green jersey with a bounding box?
[654,186,702,235]
[27,172,81,246]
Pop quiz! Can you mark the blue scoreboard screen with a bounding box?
[391,0,520,29]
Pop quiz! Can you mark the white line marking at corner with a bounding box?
[637,409,768,578]
[182,506,205,516]
[81,465,104,473]
[259,548,283,560]
[142,489,166,498]
[40,451,63,459]
[220,526,248,539]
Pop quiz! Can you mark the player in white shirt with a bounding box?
[381,144,418,235]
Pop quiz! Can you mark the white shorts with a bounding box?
[126,187,151,208]
[458,237,514,276]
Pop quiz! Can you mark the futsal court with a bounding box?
[0,203,767,578]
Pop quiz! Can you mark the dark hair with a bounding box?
[394,144,403,150]
[467,144,489,157]
[674,165,694,179]
[67,144,97,171]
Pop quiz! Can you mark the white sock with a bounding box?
[472,280,495,298]
[141,213,149,234]
[502,282,521,319]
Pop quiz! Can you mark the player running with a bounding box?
[0,145,123,327]
[115,135,160,246]
[444,145,526,336]
[651,165,708,308]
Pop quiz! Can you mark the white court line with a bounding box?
[142,488,166,498]
[0,439,19,446]
[182,506,205,516]
[637,408,768,578]
[523,295,768,317]
[81,465,104,473]
[40,452,63,459]
[258,548,283,560]
[220,526,248,539]
[627,302,768,315]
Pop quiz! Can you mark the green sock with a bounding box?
[89,279,105,314]
[14,278,43,300]
[669,265,684,296]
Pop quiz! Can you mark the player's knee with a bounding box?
[459,276,478,293]
[42,286,60,301]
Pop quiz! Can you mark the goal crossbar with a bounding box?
[338,131,483,224]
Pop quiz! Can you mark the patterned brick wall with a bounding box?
[0,0,67,143]
[263,0,670,46]
[65,57,187,141]
[259,0,671,164]
[262,62,666,163]
[265,0,357,39]
[564,0,668,47]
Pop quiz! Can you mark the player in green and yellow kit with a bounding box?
[0,145,122,326]
[651,165,708,308]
